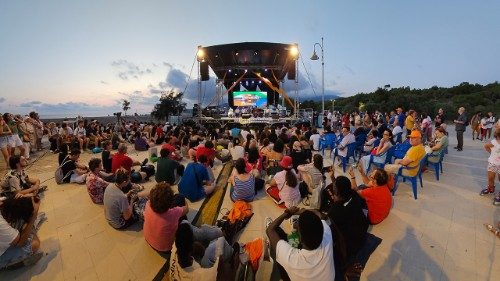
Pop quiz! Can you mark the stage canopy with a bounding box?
[198,42,298,106]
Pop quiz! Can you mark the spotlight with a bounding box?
[228,69,232,72]
[254,51,258,55]
[235,51,239,56]
[197,46,205,62]
[289,45,299,59]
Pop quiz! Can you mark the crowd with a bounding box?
[0,106,498,280]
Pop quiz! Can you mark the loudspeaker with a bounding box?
[287,63,296,80]
[200,61,209,81]
[241,113,252,119]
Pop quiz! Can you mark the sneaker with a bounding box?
[494,195,500,206]
[480,187,495,196]
[38,185,48,193]
[34,212,47,231]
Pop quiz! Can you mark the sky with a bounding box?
[1,0,499,117]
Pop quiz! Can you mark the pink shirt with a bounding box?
[143,202,184,252]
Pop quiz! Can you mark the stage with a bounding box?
[192,115,310,127]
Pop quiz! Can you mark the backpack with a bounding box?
[55,156,72,184]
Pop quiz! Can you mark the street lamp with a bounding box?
[311,37,324,127]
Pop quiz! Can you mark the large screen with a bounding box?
[233,91,267,107]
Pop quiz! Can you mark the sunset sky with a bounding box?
[1,0,499,117]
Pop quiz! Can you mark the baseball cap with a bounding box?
[279,156,293,169]
[408,130,421,139]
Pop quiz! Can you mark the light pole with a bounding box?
[311,37,324,127]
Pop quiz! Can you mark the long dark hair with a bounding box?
[285,168,298,187]
[313,154,323,172]
[175,223,194,268]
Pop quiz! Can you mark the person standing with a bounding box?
[434,108,445,128]
[470,112,482,141]
[479,128,500,205]
[454,107,467,151]
[486,112,496,139]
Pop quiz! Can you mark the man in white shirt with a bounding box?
[334,126,355,159]
[309,129,321,151]
[73,120,88,151]
[266,207,335,281]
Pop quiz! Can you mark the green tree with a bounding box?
[122,99,131,116]
[151,91,187,121]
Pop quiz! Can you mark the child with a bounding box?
[101,141,113,173]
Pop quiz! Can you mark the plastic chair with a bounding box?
[394,132,403,144]
[427,152,445,180]
[354,134,367,160]
[320,133,337,157]
[392,155,428,200]
[393,140,411,160]
[366,145,396,174]
[335,142,358,173]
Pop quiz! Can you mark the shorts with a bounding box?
[487,163,499,174]
[8,134,23,147]
[0,234,34,269]
[0,136,9,149]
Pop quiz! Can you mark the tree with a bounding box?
[151,90,187,122]
[122,99,131,116]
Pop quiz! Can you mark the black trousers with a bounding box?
[456,131,464,149]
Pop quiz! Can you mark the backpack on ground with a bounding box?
[55,156,71,184]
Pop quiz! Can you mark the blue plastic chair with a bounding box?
[393,140,411,160]
[320,133,337,157]
[426,151,445,180]
[354,134,367,160]
[394,132,403,143]
[393,155,428,200]
[366,145,396,174]
[335,142,358,173]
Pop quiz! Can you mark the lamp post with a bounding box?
[311,37,324,127]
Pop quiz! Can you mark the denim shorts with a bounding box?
[0,234,34,269]
[0,136,9,149]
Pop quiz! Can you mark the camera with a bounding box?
[113,112,122,117]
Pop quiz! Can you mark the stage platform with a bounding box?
[192,115,309,127]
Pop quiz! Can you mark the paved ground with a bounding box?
[0,126,498,281]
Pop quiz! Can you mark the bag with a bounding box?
[55,155,71,184]
[234,260,255,281]
[140,164,156,178]
[309,181,324,209]
[266,185,285,208]
[370,148,378,156]
[254,177,265,192]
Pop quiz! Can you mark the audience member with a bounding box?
[178,155,215,202]
[155,148,184,185]
[229,158,255,202]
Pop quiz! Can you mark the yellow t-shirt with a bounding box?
[404,144,426,176]
[405,115,415,130]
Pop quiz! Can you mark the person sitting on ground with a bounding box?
[1,155,45,198]
[297,153,324,194]
[143,182,188,254]
[229,158,255,202]
[245,146,262,178]
[60,149,89,184]
[101,141,113,173]
[0,197,44,270]
[267,156,301,208]
[266,207,336,281]
[360,129,394,173]
[133,131,150,151]
[169,222,233,281]
[103,168,149,229]
[111,143,148,180]
[86,158,115,204]
[290,141,309,170]
[155,148,184,185]
[263,139,285,175]
[426,127,448,163]
[162,136,182,161]
[309,128,321,151]
[228,137,245,162]
[348,166,392,225]
[178,155,215,202]
[333,126,356,163]
[384,130,426,177]
[325,173,368,261]
[73,120,88,151]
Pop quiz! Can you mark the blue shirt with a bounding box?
[231,128,241,138]
[178,162,209,202]
[397,113,406,128]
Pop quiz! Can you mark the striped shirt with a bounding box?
[231,175,255,202]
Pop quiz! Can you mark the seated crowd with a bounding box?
[1,107,496,279]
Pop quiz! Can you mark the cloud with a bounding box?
[0,97,5,103]
[111,59,154,80]
[16,101,122,117]
[100,80,108,84]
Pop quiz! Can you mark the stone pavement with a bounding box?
[0,126,498,281]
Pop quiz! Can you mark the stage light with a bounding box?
[254,51,258,55]
[245,69,248,73]
[264,68,268,72]
[289,45,299,59]
[235,51,239,56]
[197,46,205,62]
[228,69,232,72]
